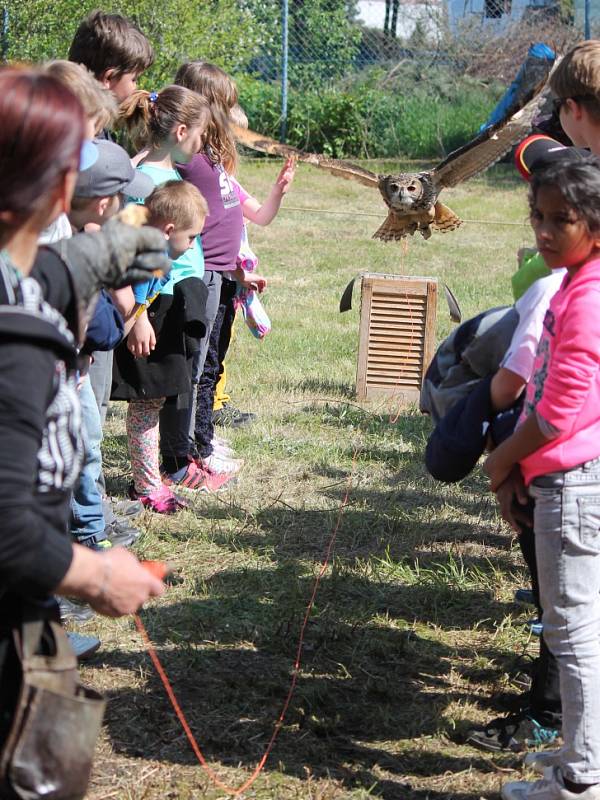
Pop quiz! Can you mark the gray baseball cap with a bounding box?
[75,139,155,199]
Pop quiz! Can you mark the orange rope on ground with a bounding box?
[134,449,359,797]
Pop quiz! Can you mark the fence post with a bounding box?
[280,0,289,143]
[585,0,591,38]
[1,7,8,63]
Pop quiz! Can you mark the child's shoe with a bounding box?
[67,632,101,662]
[129,484,187,514]
[502,766,600,799]
[515,588,536,607]
[527,618,544,636]
[162,458,234,494]
[524,750,564,774]
[211,436,234,458]
[201,451,243,475]
[466,711,559,752]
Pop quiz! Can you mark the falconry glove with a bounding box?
[46,219,171,344]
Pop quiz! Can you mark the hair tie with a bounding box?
[149,91,158,103]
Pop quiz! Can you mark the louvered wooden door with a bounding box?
[356,275,437,402]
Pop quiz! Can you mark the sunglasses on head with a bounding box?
[552,95,596,114]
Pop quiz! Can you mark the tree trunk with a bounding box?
[384,0,391,35]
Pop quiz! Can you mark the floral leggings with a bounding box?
[126,398,166,496]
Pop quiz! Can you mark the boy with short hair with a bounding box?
[549,39,600,154]
[67,141,154,559]
[68,10,154,105]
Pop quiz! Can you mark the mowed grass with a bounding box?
[82,158,543,800]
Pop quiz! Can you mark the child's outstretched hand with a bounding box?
[275,157,296,196]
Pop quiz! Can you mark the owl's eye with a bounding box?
[389,183,399,192]
[408,185,417,192]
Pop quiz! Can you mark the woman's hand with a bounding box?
[128,312,156,357]
[495,466,531,533]
[57,545,165,617]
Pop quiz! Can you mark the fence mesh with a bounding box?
[0,0,593,157]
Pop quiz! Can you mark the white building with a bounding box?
[357,0,443,37]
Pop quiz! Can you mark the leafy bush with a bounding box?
[237,69,503,159]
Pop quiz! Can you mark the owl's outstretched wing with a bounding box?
[431,80,553,189]
[232,125,379,189]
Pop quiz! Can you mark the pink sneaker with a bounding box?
[162,458,235,494]
[128,484,187,514]
[193,459,236,492]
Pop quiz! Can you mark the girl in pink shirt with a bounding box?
[486,153,600,800]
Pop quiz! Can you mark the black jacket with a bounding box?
[0,254,82,602]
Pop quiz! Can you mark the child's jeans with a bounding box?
[127,398,166,495]
[70,376,107,545]
[530,455,600,784]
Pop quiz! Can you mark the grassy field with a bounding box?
[82,157,545,800]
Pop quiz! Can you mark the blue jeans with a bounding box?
[530,455,600,784]
[70,376,106,544]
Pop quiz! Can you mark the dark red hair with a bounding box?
[0,67,85,231]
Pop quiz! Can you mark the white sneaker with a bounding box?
[524,750,564,775]
[211,437,234,457]
[502,766,600,800]
[201,452,243,475]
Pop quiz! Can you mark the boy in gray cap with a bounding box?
[62,139,156,629]
[69,139,154,230]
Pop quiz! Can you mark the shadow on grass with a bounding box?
[277,375,356,399]
[99,562,517,797]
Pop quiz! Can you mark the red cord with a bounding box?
[134,451,357,796]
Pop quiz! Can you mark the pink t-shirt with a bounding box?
[520,258,600,484]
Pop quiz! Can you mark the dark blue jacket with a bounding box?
[82,290,124,355]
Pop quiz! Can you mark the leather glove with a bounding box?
[47,220,171,345]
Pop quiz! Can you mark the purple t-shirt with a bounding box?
[178,152,243,272]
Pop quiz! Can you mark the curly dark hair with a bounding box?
[530,151,600,233]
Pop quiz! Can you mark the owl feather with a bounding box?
[233,66,554,242]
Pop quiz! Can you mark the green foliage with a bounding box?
[288,0,362,86]
[1,0,270,85]
[237,69,503,159]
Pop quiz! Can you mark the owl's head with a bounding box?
[378,173,429,211]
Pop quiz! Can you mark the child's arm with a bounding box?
[484,413,555,491]
[241,157,295,226]
[110,286,136,319]
[127,309,156,358]
[490,368,526,412]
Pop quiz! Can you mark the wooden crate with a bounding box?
[356,274,438,403]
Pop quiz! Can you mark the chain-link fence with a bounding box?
[0,0,593,157]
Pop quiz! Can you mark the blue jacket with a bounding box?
[82,290,124,355]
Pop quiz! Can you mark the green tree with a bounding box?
[1,0,271,84]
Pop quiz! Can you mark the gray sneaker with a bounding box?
[524,749,564,774]
[105,517,141,548]
[502,766,600,799]
[58,597,95,623]
[67,632,101,662]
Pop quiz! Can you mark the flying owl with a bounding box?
[233,76,553,242]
